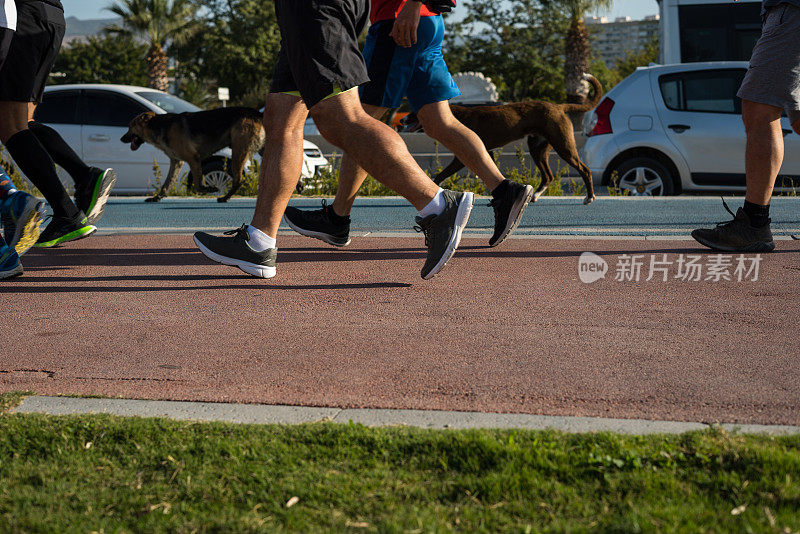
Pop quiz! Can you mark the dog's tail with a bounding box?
[562,74,604,114]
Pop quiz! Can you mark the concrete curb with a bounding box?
[11,396,800,435]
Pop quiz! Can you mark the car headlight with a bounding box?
[304,148,322,158]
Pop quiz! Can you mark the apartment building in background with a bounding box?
[586,15,660,68]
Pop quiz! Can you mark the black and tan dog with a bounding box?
[121,107,265,203]
[420,75,603,205]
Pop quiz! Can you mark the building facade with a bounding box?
[587,15,660,68]
[657,0,761,64]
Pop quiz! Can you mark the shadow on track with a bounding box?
[18,244,800,272]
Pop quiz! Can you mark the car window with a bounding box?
[659,69,747,114]
[35,91,81,124]
[135,91,201,114]
[84,90,149,127]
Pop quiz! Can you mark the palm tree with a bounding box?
[559,0,613,104]
[106,0,199,91]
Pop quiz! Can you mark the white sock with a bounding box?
[246,225,276,252]
[417,188,446,218]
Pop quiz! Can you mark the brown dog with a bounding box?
[121,107,265,202]
[431,74,603,205]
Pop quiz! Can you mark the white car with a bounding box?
[581,62,800,196]
[34,84,329,195]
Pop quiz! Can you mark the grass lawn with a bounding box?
[1,393,799,533]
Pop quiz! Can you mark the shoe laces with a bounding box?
[315,200,331,220]
[714,197,738,227]
[223,224,249,240]
[413,221,433,248]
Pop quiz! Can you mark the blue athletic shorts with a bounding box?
[360,15,461,112]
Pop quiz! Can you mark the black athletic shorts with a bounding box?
[270,0,370,109]
[0,27,13,71]
[0,1,65,103]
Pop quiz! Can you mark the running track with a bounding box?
[2,197,799,425]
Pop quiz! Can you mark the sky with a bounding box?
[63,0,661,21]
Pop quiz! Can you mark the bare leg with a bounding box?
[417,100,504,192]
[310,89,438,211]
[249,93,309,237]
[331,103,388,216]
[0,101,30,141]
[742,100,784,205]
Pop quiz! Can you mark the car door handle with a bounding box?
[783,129,794,137]
[668,124,691,133]
[88,134,110,142]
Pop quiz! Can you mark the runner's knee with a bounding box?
[741,101,782,132]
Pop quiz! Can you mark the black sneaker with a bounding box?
[692,202,775,252]
[488,181,534,247]
[35,212,96,248]
[414,190,474,280]
[194,225,277,278]
[284,200,351,247]
[75,168,117,225]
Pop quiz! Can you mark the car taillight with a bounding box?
[589,97,615,136]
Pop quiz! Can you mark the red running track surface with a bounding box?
[2,234,799,425]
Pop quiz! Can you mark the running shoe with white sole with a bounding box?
[35,213,96,248]
[488,181,534,247]
[193,225,277,278]
[0,243,22,280]
[1,190,44,255]
[415,190,474,280]
[284,200,351,247]
[76,167,116,225]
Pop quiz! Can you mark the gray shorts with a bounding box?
[738,3,800,124]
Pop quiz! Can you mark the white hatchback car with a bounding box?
[35,85,329,195]
[581,62,800,196]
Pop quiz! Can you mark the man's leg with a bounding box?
[311,89,439,210]
[27,103,116,224]
[742,100,784,208]
[283,103,387,247]
[193,92,308,279]
[0,101,77,219]
[250,93,310,237]
[0,101,95,247]
[417,100,533,247]
[310,90,474,279]
[417,100,503,191]
[691,99,781,252]
[331,104,389,216]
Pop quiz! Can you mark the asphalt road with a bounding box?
[95,195,800,237]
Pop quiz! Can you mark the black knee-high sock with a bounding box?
[5,130,79,219]
[28,121,92,188]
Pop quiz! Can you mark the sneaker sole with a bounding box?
[490,185,534,247]
[423,192,474,280]
[0,262,22,279]
[193,235,276,278]
[35,225,97,248]
[8,197,44,256]
[691,233,776,253]
[85,169,117,225]
[284,215,351,247]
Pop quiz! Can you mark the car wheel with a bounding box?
[612,157,675,196]
[200,159,233,197]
